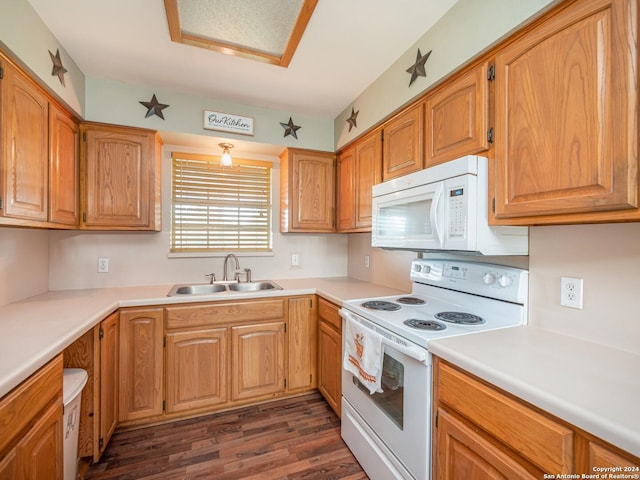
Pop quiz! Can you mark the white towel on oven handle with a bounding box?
[343,315,384,394]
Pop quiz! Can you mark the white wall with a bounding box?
[0,227,49,305]
[528,223,640,355]
[48,145,348,290]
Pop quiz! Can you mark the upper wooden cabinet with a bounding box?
[0,54,79,228]
[280,147,335,232]
[80,122,161,231]
[0,57,49,222]
[492,0,638,224]
[382,102,424,180]
[425,62,490,167]
[337,130,382,232]
[49,104,80,225]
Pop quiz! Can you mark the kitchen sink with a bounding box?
[227,281,281,292]
[167,280,281,296]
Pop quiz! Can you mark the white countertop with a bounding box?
[429,327,640,458]
[0,277,406,399]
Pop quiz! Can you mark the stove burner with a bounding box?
[361,300,401,311]
[396,296,426,305]
[435,311,485,325]
[404,319,446,331]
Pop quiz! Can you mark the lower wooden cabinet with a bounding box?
[287,296,317,393]
[165,328,228,413]
[0,355,63,480]
[231,322,285,401]
[119,307,164,424]
[63,311,119,462]
[433,358,640,479]
[317,297,342,417]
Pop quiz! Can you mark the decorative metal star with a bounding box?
[346,107,359,132]
[406,48,432,87]
[48,49,67,87]
[280,117,301,139]
[139,94,169,120]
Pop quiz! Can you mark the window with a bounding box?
[170,152,272,253]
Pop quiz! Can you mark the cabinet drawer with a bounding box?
[166,299,285,329]
[438,361,574,473]
[318,297,341,331]
[0,355,62,453]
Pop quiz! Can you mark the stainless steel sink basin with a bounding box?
[227,281,281,292]
[167,283,227,296]
[167,280,281,296]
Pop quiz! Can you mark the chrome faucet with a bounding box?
[222,254,240,281]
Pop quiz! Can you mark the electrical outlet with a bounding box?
[98,258,110,273]
[560,277,583,309]
[364,255,370,269]
[291,253,300,268]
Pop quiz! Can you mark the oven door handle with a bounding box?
[381,337,429,365]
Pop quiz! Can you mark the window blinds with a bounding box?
[171,153,272,252]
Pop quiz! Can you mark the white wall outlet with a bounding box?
[560,277,583,309]
[364,255,370,269]
[291,253,301,268]
[98,258,110,273]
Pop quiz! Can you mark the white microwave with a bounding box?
[371,155,528,255]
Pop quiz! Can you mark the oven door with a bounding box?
[341,314,432,480]
[371,180,444,250]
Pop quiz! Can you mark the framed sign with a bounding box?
[203,110,254,136]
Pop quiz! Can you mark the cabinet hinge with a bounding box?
[492,197,496,213]
[99,327,104,340]
[0,196,3,209]
[310,374,313,383]
[82,212,86,222]
[98,438,104,449]
[309,299,313,309]
[284,378,287,388]
[380,130,384,142]
[163,337,166,347]
[0,66,3,80]
[284,324,287,333]
[162,400,166,411]
[487,64,495,81]
[82,132,87,142]
[487,127,494,144]
[435,412,439,428]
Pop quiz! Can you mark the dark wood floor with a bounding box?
[85,392,368,480]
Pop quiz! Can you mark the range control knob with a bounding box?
[482,273,496,285]
[422,265,431,274]
[498,275,512,288]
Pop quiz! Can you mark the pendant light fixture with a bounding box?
[219,143,233,166]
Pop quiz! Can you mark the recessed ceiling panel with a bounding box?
[165,0,317,67]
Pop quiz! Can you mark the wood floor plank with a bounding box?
[86,392,368,480]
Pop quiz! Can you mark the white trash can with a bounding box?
[63,368,88,480]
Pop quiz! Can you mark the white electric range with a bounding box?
[339,259,528,480]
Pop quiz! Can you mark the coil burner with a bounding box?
[434,311,485,325]
[396,296,426,305]
[403,319,446,331]
[361,300,401,312]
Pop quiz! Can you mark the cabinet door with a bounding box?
[81,124,157,229]
[119,308,164,423]
[493,0,637,220]
[287,296,317,392]
[318,318,341,418]
[98,312,118,458]
[436,408,537,480]
[166,328,228,413]
[280,148,335,232]
[16,401,63,480]
[231,322,285,401]
[355,130,382,228]
[0,449,16,479]
[425,63,489,167]
[382,103,424,180]
[49,104,79,225]
[0,60,49,221]
[336,147,356,231]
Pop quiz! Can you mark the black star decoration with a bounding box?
[406,48,432,87]
[139,94,169,120]
[280,117,301,139]
[346,107,359,132]
[48,49,67,87]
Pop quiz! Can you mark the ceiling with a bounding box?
[26,0,457,120]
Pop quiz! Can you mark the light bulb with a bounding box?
[219,143,233,166]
